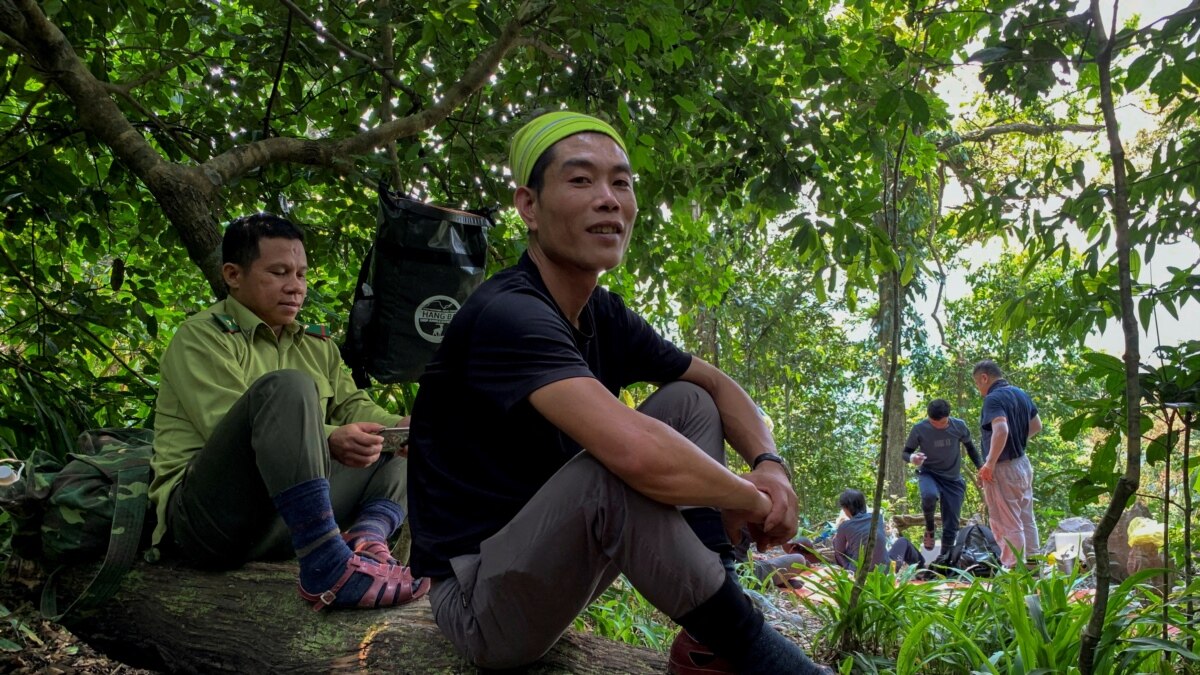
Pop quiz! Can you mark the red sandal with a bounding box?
[342,533,396,564]
[299,556,429,611]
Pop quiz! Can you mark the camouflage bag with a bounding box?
[0,428,154,621]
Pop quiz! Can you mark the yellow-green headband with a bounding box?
[509,111,627,187]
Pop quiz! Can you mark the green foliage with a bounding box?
[800,562,1198,674]
[1,1,1198,666]
[573,575,674,653]
[0,602,37,653]
[798,563,940,661]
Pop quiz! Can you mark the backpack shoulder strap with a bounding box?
[40,461,151,621]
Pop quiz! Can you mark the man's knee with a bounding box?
[653,380,718,417]
[248,369,319,402]
[921,493,939,511]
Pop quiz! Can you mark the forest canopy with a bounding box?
[1,0,1198,670]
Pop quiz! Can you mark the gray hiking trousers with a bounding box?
[428,381,729,669]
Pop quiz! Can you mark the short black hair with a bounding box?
[526,144,557,195]
[927,399,950,420]
[838,489,867,516]
[972,359,1004,379]
[222,213,305,269]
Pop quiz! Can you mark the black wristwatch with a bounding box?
[751,452,791,478]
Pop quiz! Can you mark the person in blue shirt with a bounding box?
[973,360,1042,568]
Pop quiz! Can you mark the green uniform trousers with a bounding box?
[167,369,407,567]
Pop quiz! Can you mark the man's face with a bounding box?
[222,236,308,335]
[516,132,637,274]
[929,416,950,429]
[973,372,990,397]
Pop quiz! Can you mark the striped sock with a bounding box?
[273,478,368,598]
[344,499,404,550]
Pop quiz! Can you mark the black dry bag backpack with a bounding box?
[947,523,1003,576]
[342,186,494,386]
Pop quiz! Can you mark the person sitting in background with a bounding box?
[832,489,888,570]
[832,489,924,571]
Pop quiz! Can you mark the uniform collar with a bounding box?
[222,295,301,339]
[986,378,1011,394]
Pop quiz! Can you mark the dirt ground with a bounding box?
[0,599,156,674]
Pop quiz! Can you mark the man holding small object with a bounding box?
[150,213,426,611]
[903,398,982,554]
[408,111,828,674]
[378,427,410,456]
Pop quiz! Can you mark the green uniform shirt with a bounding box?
[149,296,399,545]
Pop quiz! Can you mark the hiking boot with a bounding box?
[668,630,736,674]
[923,529,935,550]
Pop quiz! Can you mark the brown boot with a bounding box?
[668,630,736,674]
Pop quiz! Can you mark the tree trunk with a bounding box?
[877,269,908,503]
[1079,2,1143,672]
[28,560,666,674]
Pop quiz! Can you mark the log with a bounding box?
[891,513,941,531]
[33,559,667,674]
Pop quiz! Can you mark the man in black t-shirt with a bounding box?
[408,111,827,674]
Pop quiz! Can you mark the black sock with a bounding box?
[677,575,825,673]
[676,574,762,664]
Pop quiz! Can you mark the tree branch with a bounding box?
[277,0,420,103]
[202,4,539,186]
[0,0,167,178]
[938,122,1104,150]
[516,36,569,61]
[0,81,45,148]
[262,12,293,139]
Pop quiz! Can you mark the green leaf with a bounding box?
[1089,433,1119,479]
[875,89,901,124]
[671,95,698,114]
[903,89,929,126]
[1138,296,1153,332]
[0,638,21,652]
[1060,413,1088,441]
[968,46,1010,64]
[1179,57,1200,87]
[169,17,190,49]
[1081,351,1124,375]
[899,253,916,285]
[1121,637,1200,660]
[1069,477,1111,511]
[1125,53,1157,91]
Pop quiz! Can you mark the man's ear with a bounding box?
[514,186,538,234]
[222,262,242,293]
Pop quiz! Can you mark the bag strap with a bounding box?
[343,243,377,389]
[40,462,151,621]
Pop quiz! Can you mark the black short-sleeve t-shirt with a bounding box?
[408,253,693,579]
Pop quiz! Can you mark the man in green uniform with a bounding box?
[149,213,427,610]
